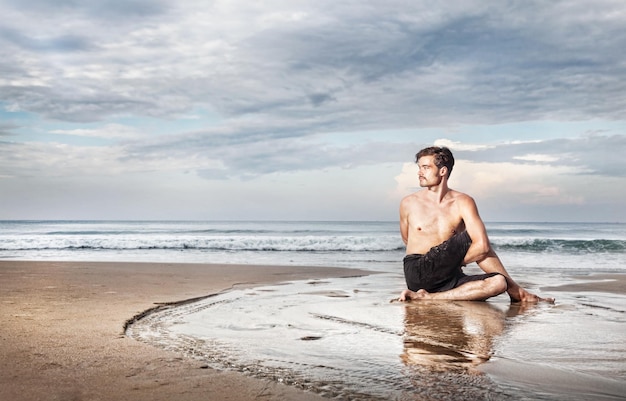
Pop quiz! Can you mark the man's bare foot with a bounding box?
[398,289,430,302]
[509,287,555,304]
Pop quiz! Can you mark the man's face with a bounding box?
[417,155,443,187]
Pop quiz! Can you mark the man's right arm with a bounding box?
[399,197,410,246]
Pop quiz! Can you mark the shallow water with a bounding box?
[126,273,626,400]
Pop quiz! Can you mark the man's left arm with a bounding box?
[458,195,491,265]
[459,195,554,303]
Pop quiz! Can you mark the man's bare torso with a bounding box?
[401,189,467,255]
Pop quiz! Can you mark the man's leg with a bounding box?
[399,273,507,301]
[475,249,554,303]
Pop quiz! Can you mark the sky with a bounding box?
[1,0,625,222]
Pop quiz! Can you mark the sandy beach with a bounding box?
[2,260,625,400]
[0,260,370,401]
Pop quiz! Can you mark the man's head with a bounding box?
[415,146,455,178]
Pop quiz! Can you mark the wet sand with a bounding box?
[0,260,370,401]
[482,273,626,400]
[126,271,626,400]
[3,261,625,400]
[541,273,626,294]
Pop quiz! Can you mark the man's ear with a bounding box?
[439,166,448,177]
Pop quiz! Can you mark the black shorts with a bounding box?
[403,231,500,292]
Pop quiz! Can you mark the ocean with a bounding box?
[3,220,626,400]
[1,220,624,274]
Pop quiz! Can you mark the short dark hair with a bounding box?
[415,146,455,178]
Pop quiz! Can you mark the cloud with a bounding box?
[49,124,146,140]
[0,26,91,52]
[0,122,19,137]
[513,154,560,163]
[1,0,625,127]
[434,139,493,152]
[3,0,170,19]
[3,125,623,187]
[125,126,411,180]
[394,134,626,217]
[450,160,588,205]
[394,162,419,196]
[0,1,625,221]
[453,134,625,177]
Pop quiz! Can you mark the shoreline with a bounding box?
[0,260,372,401]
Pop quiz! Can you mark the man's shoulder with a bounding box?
[448,189,474,202]
[401,190,418,199]
[401,190,426,203]
[401,189,475,203]
[447,190,479,215]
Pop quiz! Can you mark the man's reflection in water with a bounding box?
[401,301,533,374]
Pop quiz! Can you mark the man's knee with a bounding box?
[487,273,508,295]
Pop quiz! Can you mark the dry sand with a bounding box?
[0,260,370,401]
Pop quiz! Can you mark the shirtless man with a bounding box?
[398,146,553,303]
